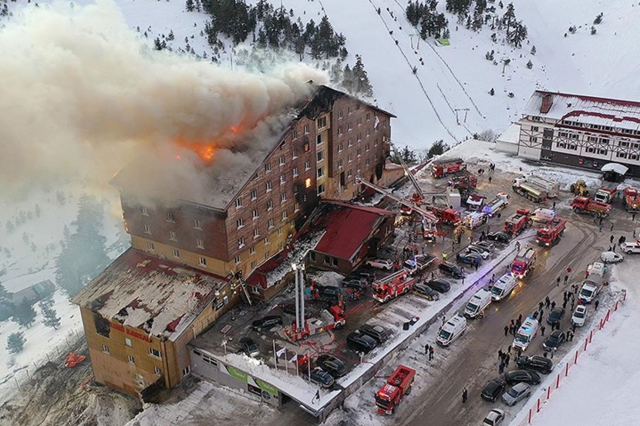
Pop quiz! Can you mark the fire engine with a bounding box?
[623,187,640,213]
[375,365,416,415]
[284,305,345,341]
[536,217,567,247]
[511,247,536,279]
[482,192,510,217]
[504,209,531,235]
[570,196,611,217]
[512,180,547,203]
[432,158,466,178]
[372,270,418,303]
[594,182,619,204]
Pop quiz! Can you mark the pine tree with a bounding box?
[503,2,516,36]
[427,140,450,158]
[40,299,61,330]
[351,55,374,97]
[489,88,495,96]
[12,299,37,328]
[6,332,25,354]
[593,13,603,25]
[526,60,533,69]
[530,45,536,55]
[185,0,194,12]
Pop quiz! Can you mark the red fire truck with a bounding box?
[536,217,567,247]
[623,187,640,213]
[375,365,416,415]
[511,247,536,279]
[432,158,466,178]
[372,270,418,303]
[284,305,345,341]
[570,196,611,217]
[504,209,531,235]
[428,205,461,226]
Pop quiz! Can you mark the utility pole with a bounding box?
[453,108,470,125]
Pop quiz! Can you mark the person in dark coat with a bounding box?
[504,325,509,336]
[540,325,546,336]
[551,301,556,310]
[545,296,550,308]
[498,349,504,360]
[499,362,505,374]
[462,387,468,403]
[505,354,510,366]
[595,300,600,310]
[539,301,544,311]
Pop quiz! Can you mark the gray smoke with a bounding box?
[0,0,328,196]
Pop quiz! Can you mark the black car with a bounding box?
[425,279,451,293]
[487,232,510,244]
[413,283,440,301]
[281,304,311,318]
[543,330,566,351]
[346,331,378,354]
[481,378,507,402]
[504,369,541,385]
[359,324,390,344]
[341,277,368,292]
[316,354,347,377]
[438,262,464,279]
[516,355,553,374]
[316,284,343,301]
[547,307,566,326]
[252,315,283,332]
[239,337,260,357]
[303,367,335,389]
[456,252,483,265]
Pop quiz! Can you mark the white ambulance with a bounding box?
[490,273,517,301]
[513,317,539,351]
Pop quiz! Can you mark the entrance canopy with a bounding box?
[601,163,628,175]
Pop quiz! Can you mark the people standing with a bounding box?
[505,354,510,367]
[595,300,600,310]
[540,325,546,336]
[425,343,430,355]
[429,346,435,360]
[504,325,509,336]
[551,301,556,310]
[545,296,551,308]
[564,274,569,284]
[611,223,614,232]
[610,235,615,244]
[499,362,505,374]
[462,387,468,403]
[556,277,561,287]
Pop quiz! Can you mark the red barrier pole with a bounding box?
[605,309,610,322]
[547,385,551,399]
[574,350,579,364]
[599,318,604,330]
[614,301,619,311]
[537,398,541,412]
[584,338,588,351]
[529,408,533,424]
[589,329,594,343]
[556,373,560,388]
[565,363,569,376]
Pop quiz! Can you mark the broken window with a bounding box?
[94,314,111,338]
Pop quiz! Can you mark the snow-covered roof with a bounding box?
[522,91,640,132]
[72,248,227,341]
[601,163,628,175]
[497,123,521,145]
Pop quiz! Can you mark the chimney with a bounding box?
[540,93,553,114]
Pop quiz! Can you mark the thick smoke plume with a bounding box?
[0,0,328,196]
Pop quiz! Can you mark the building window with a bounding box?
[317,151,325,162]
[338,110,344,119]
[338,159,343,169]
[317,167,324,178]
[147,241,155,251]
[532,126,539,132]
[194,219,202,230]
[281,211,288,221]
[199,256,207,266]
[332,258,339,266]
[365,158,371,167]
[268,218,274,229]
[250,261,257,269]
[278,227,283,236]
[166,212,175,222]
[235,256,241,264]
[149,348,162,359]
[292,148,299,159]
[598,149,608,155]
[338,143,343,153]
[264,251,270,260]
[305,161,311,171]
[366,128,371,137]
[264,236,270,245]
[304,124,310,134]
[324,255,331,265]
[252,209,259,220]
[250,189,257,200]
[617,152,628,159]
[280,174,286,185]
[366,112,371,121]
[250,246,256,254]
[347,170,353,178]
[169,230,177,241]
[237,218,245,228]
[317,116,327,129]
[125,337,132,347]
[253,229,260,239]
[279,155,286,166]
[357,118,362,127]
[338,126,343,136]
[280,192,287,203]
[309,251,316,261]
[365,143,370,152]
[348,139,353,147]
[374,138,378,147]
[102,344,109,354]
[357,148,362,157]
[128,355,135,364]
[294,202,300,212]
[183,366,191,377]
[348,123,353,132]
[292,129,298,140]
[278,241,284,251]
[267,200,273,211]
[173,249,180,258]
[529,136,538,143]
[305,178,312,188]
[143,224,151,234]
[304,141,310,152]
[266,181,273,192]
[235,198,243,209]
[141,206,149,216]
[316,134,323,145]
[318,184,325,195]
[265,163,272,173]
[154,367,162,376]
[196,238,204,249]
[348,154,353,163]
[293,167,299,177]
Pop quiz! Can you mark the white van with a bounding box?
[491,274,517,301]
[579,275,603,303]
[464,289,492,319]
[436,314,468,347]
[621,241,640,254]
[587,262,606,278]
[600,251,623,264]
[464,211,487,229]
[513,317,539,351]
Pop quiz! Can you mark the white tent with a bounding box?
[601,163,628,175]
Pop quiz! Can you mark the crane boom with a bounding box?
[355,177,439,224]
[390,144,426,200]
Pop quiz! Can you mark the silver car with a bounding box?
[501,382,531,406]
[482,408,505,426]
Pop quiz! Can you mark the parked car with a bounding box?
[620,241,640,254]
[316,284,343,301]
[239,337,260,357]
[600,251,623,264]
[414,283,440,300]
[403,254,437,275]
[456,252,483,266]
[516,355,553,374]
[487,232,511,244]
[252,315,283,332]
[316,354,347,378]
[482,408,505,426]
[366,258,394,270]
[572,305,588,327]
[341,277,368,292]
[481,378,507,402]
[425,279,451,293]
[359,324,390,344]
[474,240,495,253]
[438,261,465,279]
[501,382,531,406]
[466,245,491,259]
[504,369,541,385]
[346,331,378,354]
[303,367,334,389]
[546,307,566,326]
[281,304,311,318]
[543,330,566,351]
